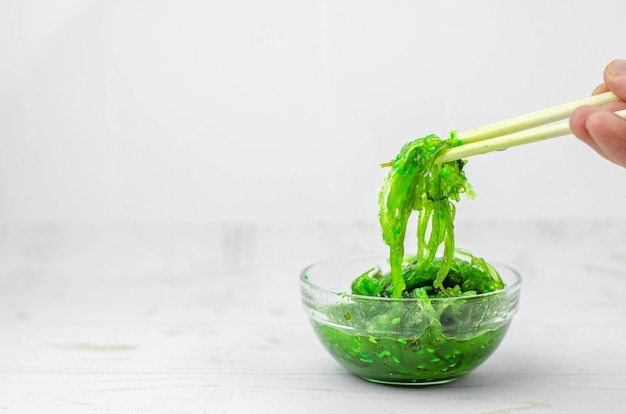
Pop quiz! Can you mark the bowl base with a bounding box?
[362,376,459,386]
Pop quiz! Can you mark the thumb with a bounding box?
[604,59,626,101]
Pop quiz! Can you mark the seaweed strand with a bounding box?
[377,134,474,298]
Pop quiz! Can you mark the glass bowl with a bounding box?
[300,253,521,385]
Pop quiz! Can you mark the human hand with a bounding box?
[570,59,626,167]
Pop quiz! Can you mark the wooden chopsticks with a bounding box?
[435,92,626,164]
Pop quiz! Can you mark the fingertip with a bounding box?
[606,59,626,77]
[604,59,626,101]
[570,106,606,158]
[585,110,611,134]
[570,106,596,142]
[592,83,609,96]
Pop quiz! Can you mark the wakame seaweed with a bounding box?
[352,133,504,298]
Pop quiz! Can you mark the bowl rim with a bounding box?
[300,252,522,303]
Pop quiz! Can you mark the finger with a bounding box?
[592,83,609,95]
[602,101,626,113]
[585,110,626,167]
[570,103,626,153]
[570,105,607,158]
[570,105,626,160]
[603,59,626,101]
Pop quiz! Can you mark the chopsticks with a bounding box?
[435,91,626,164]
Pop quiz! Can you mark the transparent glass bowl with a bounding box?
[300,253,521,385]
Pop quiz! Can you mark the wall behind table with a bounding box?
[1,0,625,225]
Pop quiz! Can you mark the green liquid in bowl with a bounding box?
[311,312,510,385]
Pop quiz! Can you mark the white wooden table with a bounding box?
[0,221,625,413]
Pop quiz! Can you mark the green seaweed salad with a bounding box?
[354,132,504,298]
[309,133,514,384]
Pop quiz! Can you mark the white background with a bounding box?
[1,0,625,226]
